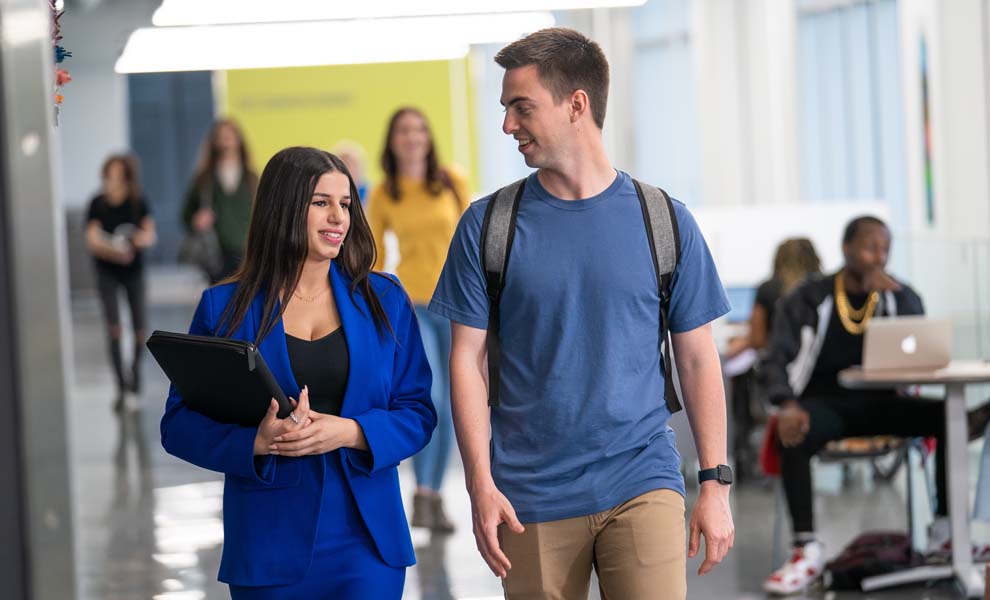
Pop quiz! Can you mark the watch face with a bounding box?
[717,464,733,485]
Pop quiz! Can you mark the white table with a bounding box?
[839,360,990,597]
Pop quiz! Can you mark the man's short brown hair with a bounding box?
[495,27,610,129]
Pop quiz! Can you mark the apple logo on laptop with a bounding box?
[901,335,918,355]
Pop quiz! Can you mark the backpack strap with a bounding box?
[632,179,682,414]
[480,178,526,407]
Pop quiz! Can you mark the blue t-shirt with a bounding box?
[429,171,730,523]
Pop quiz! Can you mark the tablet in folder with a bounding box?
[147,330,292,426]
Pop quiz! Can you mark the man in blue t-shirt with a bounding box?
[430,28,733,599]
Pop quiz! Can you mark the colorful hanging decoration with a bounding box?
[51,1,72,125]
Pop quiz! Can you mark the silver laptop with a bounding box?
[862,316,952,371]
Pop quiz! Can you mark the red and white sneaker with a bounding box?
[763,541,826,595]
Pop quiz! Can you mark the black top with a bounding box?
[804,289,870,396]
[86,194,151,276]
[754,278,784,329]
[285,329,349,416]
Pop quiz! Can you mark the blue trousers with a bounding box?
[229,453,405,599]
[413,305,453,491]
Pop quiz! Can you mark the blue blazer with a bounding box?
[160,262,436,586]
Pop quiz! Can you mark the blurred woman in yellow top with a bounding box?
[368,107,469,533]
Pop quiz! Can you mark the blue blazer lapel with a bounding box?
[253,293,301,400]
[330,262,375,417]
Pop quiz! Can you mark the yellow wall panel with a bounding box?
[221,59,476,192]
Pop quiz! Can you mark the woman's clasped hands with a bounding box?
[254,386,366,457]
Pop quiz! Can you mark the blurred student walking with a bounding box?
[181,118,258,283]
[367,107,470,532]
[85,154,156,413]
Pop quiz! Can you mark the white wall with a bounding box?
[899,0,990,239]
[57,64,129,209]
[894,0,990,358]
[743,0,801,206]
[692,0,801,207]
[693,0,749,206]
[693,201,889,287]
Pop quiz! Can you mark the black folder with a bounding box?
[147,330,292,426]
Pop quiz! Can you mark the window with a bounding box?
[797,0,908,231]
[631,0,702,205]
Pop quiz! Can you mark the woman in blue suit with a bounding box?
[160,146,437,598]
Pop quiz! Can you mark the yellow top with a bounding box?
[367,169,471,304]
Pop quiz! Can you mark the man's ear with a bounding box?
[569,89,590,123]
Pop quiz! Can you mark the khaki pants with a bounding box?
[499,489,686,600]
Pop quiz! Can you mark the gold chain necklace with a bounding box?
[292,287,329,302]
[834,271,879,335]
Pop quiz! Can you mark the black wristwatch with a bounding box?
[698,464,733,485]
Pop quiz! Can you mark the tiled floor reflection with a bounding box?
[68,266,986,599]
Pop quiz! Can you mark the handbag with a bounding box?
[178,183,224,280]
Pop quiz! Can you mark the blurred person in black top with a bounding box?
[727,237,822,358]
[85,154,157,413]
[724,238,821,484]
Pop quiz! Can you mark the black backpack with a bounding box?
[479,177,682,413]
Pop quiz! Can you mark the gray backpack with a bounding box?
[480,177,682,413]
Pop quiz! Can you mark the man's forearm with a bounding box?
[675,336,728,471]
[450,350,494,493]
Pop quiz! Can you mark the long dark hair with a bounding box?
[101,153,142,206]
[380,107,458,203]
[218,147,392,343]
[193,118,259,194]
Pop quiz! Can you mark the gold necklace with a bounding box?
[292,287,329,302]
[834,271,879,335]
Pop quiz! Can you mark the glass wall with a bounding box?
[631,0,702,205]
[797,0,908,233]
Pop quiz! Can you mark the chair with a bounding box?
[819,435,909,485]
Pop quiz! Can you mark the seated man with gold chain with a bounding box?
[759,215,985,595]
